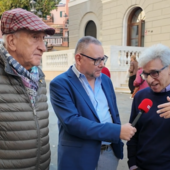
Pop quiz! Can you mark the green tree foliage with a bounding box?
[0,0,29,16]
[0,0,61,17]
[36,0,61,17]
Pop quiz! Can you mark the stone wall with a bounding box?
[69,0,103,48]
[68,0,170,48]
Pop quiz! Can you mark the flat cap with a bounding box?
[1,8,55,35]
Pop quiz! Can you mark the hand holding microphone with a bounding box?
[120,123,137,141]
[120,98,153,141]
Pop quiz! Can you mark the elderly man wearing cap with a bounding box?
[0,8,55,169]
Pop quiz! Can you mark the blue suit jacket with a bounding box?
[50,67,124,170]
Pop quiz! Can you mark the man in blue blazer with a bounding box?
[50,36,136,170]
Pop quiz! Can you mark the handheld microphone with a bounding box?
[132,98,153,127]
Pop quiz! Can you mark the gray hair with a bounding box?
[139,44,170,67]
[3,32,20,48]
[74,36,101,55]
[2,35,7,46]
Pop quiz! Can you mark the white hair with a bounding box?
[139,44,170,67]
[2,35,6,45]
[2,32,20,48]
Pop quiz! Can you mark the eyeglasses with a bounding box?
[141,65,168,80]
[80,53,108,66]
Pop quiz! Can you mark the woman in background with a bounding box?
[128,55,138,96]
[132,67,149,98]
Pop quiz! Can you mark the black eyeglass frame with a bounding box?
[141,65,168,80]
[80,53,108,66]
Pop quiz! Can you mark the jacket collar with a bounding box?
[67,66,118,123]
[101,76,118,123]
[67,66,100,121]
[0,49,16,76]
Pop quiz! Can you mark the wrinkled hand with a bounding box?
[157,96,170,119]
[120,123,136,141]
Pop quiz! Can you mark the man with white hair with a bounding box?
[0,8,55,169]
[127,44,170,170]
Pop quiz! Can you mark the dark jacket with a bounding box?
[127,88,170,170]
[0,51,50,169]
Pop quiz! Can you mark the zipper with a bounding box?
[16,77,41,169]
[33,109,37,115]
[6,69,44,169]
[33,108,41,169]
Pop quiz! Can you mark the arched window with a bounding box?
[127,8,145,47]
[85,21,97,38]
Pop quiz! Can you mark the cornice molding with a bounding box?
[68,0,88,7]
[101,0,112,3]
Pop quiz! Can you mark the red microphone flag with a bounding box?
[138,98,153,113]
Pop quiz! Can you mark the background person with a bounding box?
[131,67,148,98]
[101,66,111,78]
[0,8,55,169]
[101,55,111,78]
[50,36,136,170]
[127,44,170,170]
[128,55,138,96]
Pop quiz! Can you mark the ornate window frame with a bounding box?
[122,5,145,46]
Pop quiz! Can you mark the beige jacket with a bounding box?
[0,51,50,170]
[128,60,138,77]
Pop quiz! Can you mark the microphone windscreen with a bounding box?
[138,98,153,113]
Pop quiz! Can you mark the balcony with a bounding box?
[44,36,69,47]
[44,36,63,46]
[42,45,146,88]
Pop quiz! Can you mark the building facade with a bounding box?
[68,0,170,49]
[42,0,170,91]
[44,0,70,48]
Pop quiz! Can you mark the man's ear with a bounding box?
[6,34,17,51]
[75,54,82,66]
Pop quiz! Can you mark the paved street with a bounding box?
[47,81,133,170]
[116,92,133,170]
